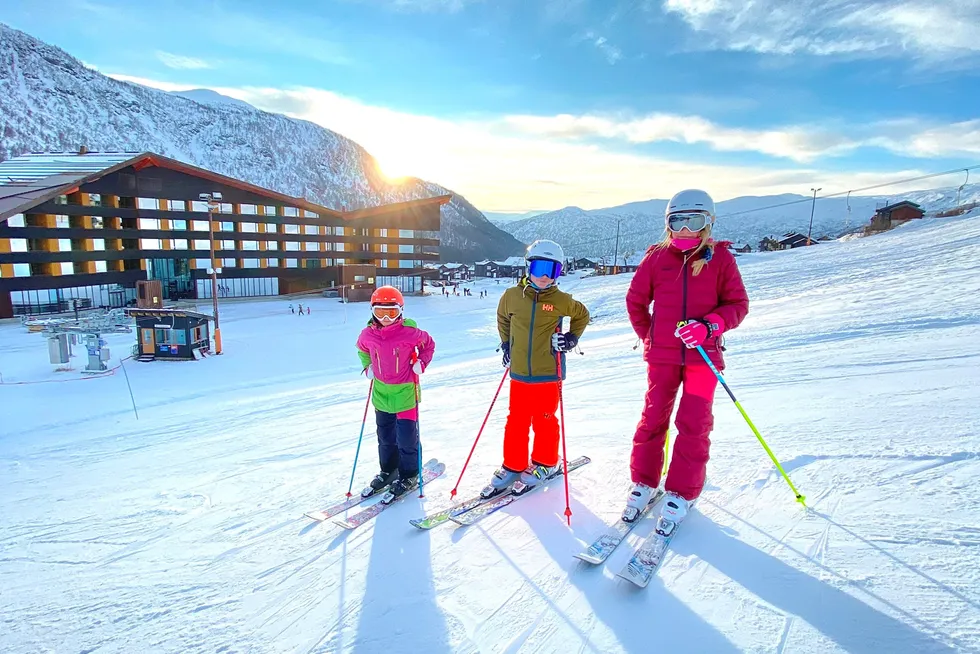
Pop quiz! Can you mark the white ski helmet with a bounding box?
[666,189,716,222]
[525,239,565,264]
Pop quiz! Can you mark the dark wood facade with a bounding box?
[0,152,446,317]
[870,201,924,231]
[127,308,211,360]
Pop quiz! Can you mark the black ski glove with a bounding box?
[551,332,578,353]
[500,342,511,367]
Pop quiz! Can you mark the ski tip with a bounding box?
[616,571,650,588]
[304,512,326,521]
[333,520,355,530]
[573,553,602,565]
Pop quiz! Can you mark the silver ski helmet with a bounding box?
[525,239,565,287]
[665,189,716,233]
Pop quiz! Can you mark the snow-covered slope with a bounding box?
[0,23,524,262]
[2,209,978,652]
[504,185,980,257]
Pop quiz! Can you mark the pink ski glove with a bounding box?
[675,315,724,349]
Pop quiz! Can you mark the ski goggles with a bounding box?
[528,259,563,280]
[667,210,711,233]
[372,304,402,322]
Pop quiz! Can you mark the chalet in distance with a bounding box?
[869,201,924,231]
[0,149,448,318]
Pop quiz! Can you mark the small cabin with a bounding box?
[870,201,924,231]
[126,308,211,361]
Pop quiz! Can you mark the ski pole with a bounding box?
[555,324,572,526]
[449,366,509,499]
[346,379,374,498]
[684,327,806,507]
[412,350,424,498]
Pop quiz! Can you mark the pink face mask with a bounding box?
[670,237,701,251]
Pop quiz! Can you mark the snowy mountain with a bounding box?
[3,210,978,653]
[503,185,980,258]
[485,209,550,226]
[0,23,524,263]
[169,89,256,111]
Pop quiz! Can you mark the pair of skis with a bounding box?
[410,455,591,529]
[304,458,446,529]
[575,489,695,588]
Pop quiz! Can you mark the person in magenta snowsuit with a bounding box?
[623,189,749,524]
[356,286,436,497]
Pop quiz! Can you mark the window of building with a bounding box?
[220,203,233,214]
[139,218,160,230]
[172,219,187,230]
[93,239,105,251]
[87,193,102,206]
[266,241,278,250]
[305,242,319,251]
[222,258,236,267]
[285,241,300,251]
[400,229,414,238]
[285,258,298,268]
[92,216,104,229]
[304,225,317,235]
[220,221,233,232]
[193,259,210,269]
[138,198,157,210]
[379,228,387,237]
[265,223,277,233]
[241,222,258,233]
[95,261,107,273]
[13,263,30,277]
[174,239,188,250]
[193,239,210,250]
[190,200,208,212]
[56,215,69,228]
[10,238,27,252]
[303,209,317,218]
[241,204,257,215]
[284,207,299,217]
[305,258,321,269]
[242,258,260,269]
[54,195,68,205]
[58,238,71,252]
[242,241,259,251]
[335,242,346,252]
[266,258,279,267]
[354,275,366,282]
[334,226,345,236]
[283,224,300,235]
[168,200,186,211]
[192,220,209,231]
[7,214,24,227]
[220,240,235,250]
[140,238,162,250]
[61,262,74,275]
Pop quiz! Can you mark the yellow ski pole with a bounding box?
[683,324,806,507]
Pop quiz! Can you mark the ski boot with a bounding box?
[511,463,559,496]
[480,467,521,499]
[659,492,690,524]
[622,482,657,523]
[384,474,419,502]
[362,470,397,498]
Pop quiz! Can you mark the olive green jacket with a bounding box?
[497,278,590,383]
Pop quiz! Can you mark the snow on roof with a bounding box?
[0,152,140,184]
[496,256,526,267]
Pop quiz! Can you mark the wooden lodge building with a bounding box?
[0,150,447,319]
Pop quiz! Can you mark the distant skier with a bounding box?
[306,306,311,315]
[481,240,590,498]
[297,303,303,315]
[289,303,294,314]
[357,286,436,498]
[623,189,749,524]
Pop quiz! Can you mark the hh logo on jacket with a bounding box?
[542,303,555,312]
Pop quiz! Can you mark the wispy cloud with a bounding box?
[584,31,623,64]
[109,74,965,211]
[502,110,980,162]
[346,0,482,12]
[155,51,212,70]
[660,0,980,61]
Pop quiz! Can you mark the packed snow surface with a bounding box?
[2,214,979,653]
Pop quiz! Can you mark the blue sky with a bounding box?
[4,0,980,211]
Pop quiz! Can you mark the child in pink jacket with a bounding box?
[356,286,436,498]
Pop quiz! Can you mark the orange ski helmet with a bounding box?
[370,285,404,307]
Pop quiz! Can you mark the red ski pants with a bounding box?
[631,363,718,500]
[503,379,560,472]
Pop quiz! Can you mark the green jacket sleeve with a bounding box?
[357,347,371,370]
[496,290,511,345]
[566,296,590,338]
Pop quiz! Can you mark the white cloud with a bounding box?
[102,74,975,212]
[661,0,980,60]
[155,51,212,70]
[585,31,623,64]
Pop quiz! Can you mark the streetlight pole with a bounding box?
[200,192,223,354]
[612,219,621,275]
[807,187,821,245]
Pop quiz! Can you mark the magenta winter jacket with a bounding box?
[356,318,436,385]
[626,241,749,369]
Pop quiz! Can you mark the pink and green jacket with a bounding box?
[356,318,436,414]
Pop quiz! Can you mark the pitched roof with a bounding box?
[875,200,923,214]
[496,256,526,267]
[0,151,449,223]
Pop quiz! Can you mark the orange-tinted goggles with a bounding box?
[372,304,402,322]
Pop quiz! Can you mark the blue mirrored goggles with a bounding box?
[667,211,710,233]
[528,258,563,279]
